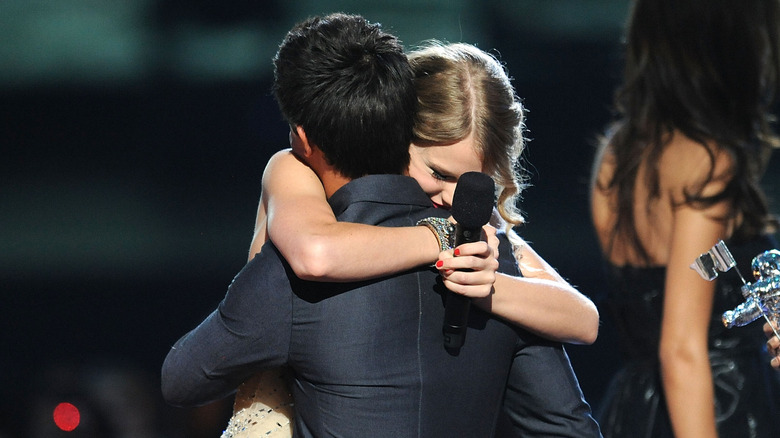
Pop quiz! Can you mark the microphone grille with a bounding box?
[450,172,495,228]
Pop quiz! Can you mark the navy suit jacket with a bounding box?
[162,174,601,437]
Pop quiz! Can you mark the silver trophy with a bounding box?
[690,241,780,338]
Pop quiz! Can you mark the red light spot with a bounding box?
[53,402,80,431]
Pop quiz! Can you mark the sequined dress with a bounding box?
[221,369,294,438]
[596,237,780,438]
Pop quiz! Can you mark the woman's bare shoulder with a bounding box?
[264,148,300,175]
[262,148,320,190]
[659,132,734,197]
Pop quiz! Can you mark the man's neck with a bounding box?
[301,144,353,198]
[319,168,352,198]
[293,143,352,198]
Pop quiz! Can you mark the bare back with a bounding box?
[591,130,735,267]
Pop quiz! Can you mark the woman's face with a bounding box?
[407,133,483,209]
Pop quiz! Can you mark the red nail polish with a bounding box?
[454,248,460,256]
[436,260,444,268]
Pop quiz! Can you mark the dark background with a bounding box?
[3,1,779,437]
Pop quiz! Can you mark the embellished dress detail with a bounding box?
[221,369,294,438]
[596,237,780,438]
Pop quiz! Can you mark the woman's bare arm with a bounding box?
[659,204,722,438]
[249,149,440,280]
[497,238,598,344]
[255,149,599,344]
[439,232,600,345]
[657,138,733,438]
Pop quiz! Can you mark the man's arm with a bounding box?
[495,337,602,437]
[161,246,293,407]
[161,309,253,407]
[489,232,602,437]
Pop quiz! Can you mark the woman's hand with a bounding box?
[764,321,780,369]
[435,225,499,298]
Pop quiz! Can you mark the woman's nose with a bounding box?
[441,186,455,209]
[428,192,443,208]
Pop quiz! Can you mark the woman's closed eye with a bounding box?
[430,167,456,182]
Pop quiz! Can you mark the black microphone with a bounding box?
[443,171,495,351]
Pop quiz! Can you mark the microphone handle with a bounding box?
[443,294,471,349]
[443,225,482,350]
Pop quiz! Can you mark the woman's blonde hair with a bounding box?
[408,42,528,231]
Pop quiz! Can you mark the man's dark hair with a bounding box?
[273,13,415,178]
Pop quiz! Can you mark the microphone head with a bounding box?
[450,172,495,228]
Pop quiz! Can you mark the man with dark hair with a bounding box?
[162,13,600,437]
[271,13,415,180]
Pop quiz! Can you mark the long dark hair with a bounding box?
[597,0,780,262]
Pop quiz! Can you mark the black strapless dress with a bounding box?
[596,236,780,438]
